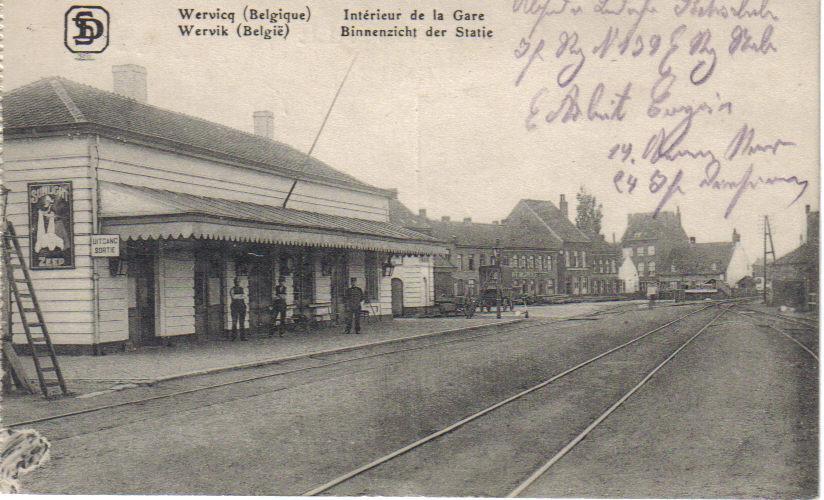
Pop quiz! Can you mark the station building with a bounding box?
[4,65,443,353]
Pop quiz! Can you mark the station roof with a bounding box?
[5,77,389,195]
[99,182,444,255]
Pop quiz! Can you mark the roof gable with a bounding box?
[507,199,590,244]
[5,77,383,194]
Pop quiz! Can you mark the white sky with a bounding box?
[5,0,819,262]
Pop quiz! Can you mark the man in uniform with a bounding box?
[230,277,247,341]
[271,275,288,337]
[343,277,364,334]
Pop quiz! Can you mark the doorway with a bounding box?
[127,244,157,345]
[195,250,225,338]
[391,278,404,317]
[247,259,273,336]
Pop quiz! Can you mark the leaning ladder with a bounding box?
[3,221,69,398]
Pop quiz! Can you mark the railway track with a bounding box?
[728,304,818,362]
[301,302,728,496]
[6,299,719,429]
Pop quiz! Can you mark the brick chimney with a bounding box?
[253,110,274,139]
[689,236,696,244]
[463,217,472,223]
[732,228,740,243]
[418,208,427,219]
[112,64,147,103]
[441,216,450,222]
[559,194,568,219]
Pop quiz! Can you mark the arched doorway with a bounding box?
[391,278,404,317]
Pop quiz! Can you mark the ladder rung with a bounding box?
[19,293,31,297]
[14,279,29,283]
[28,322,43,328]
[40,366,57,372]
[43,380,62,387]
[23,308,38,313]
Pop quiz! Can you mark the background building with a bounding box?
[621,209,690,294]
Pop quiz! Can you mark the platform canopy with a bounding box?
[100,182,446,256]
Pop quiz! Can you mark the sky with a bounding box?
[5,0,819,263]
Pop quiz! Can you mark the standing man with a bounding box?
[230,277,247,341]
[271,275,288,337]
[343,277,364,334]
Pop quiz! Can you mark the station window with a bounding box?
[648,261,656,275]
[711,262,717,271]
[480,254,486,266]
[547,256,553,270]
[527,255,534,268]
[638,262,645,274]
[648,245,655,256]
[565,251,570,267]
[638,246,645,256]
[457,254,463,270]
[468,255,475,271]
[581,251,586,268]
[520,255,527,269]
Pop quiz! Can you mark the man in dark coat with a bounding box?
[343,277,364,334]
[271,275,288,337]
[230,277,247,341]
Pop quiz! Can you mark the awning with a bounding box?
[100,183,446,255]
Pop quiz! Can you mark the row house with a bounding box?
[424,195,624,299]
[657,229,750,293]
[505,197,599,296]
[5,66,443,353]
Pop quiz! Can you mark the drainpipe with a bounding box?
[90,135,103,355]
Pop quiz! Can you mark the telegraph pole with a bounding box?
[763,215,776,304]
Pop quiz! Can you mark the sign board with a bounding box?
[28,181,74,269]
[91,234,121,257]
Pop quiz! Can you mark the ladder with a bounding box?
[3,221,69,398]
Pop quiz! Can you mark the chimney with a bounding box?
[112,64,148,103]
[732,228,740,243]
[800,234,804,244]
[492,220,499,225]
[441,216,450,222]
[806,204,811,214]
[463,217,472,223]
[689,236,696,244]
[559,194,568,219]
[253,110,274,139]
[612,232,616,244]
[418,208,427,218]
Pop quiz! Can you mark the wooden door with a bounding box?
[128,253,156,345]
[195,251,225,337]
[391,278,404,317]
[247,262,272,335]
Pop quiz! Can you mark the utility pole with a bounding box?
[763,215,776,304]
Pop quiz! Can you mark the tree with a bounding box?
[575,186,603,235]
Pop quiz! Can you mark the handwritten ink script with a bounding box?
[511,0,809,218]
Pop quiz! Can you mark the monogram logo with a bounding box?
[64,6,109,54]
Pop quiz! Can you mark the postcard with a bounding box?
[0,0,818,496]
